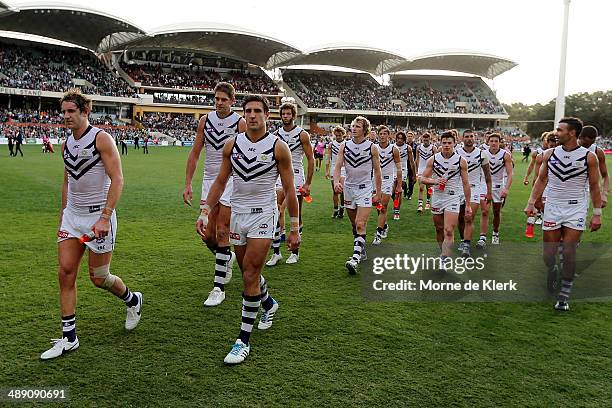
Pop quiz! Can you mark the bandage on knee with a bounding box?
[91,264,116,290]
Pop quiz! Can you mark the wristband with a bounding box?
[592,208,602,216]
[100,214,111,221]
[102,206,113,217]
[200,204,211,216]
[290,216,299,231]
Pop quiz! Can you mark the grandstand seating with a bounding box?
[122,62,280,94]
[283,71,506,115]
[0,41,136,98]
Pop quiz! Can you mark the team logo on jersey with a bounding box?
[543,221,557,227]
[57,230,69,238]
[344,200,352,206]
[78,148,93,158]
[250,208,263,214]
[259,224,269,229]
[257,153,272,163]
[231,153,244,160]
[572,161,585,168]
[230,232,241,240]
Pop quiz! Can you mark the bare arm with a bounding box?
[482,162,493,200]
[277,140,301,250]
[526,150,553,212]
[502,151,513,198]
[372,145,382,199]
[204,140,234,210]
[596,148,609,207]
[587,151,603,231]
[420,157,437,185]
[98,131,124,212]
[532,154,543,185]
[183,115,207,205]
[525,151,538,182]
[393,146,402,192]
[587,152,603,209]
[300,130,315,193]
[460,158,471,208]
[333,144,345,191]
[59,142,67,227]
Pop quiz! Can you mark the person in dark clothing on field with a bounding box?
[14,131,24,157]
[120,136,128,156]
[8,134,15,156]
[143,135,149,154]
[134,135,140,149]
[522,144,531,162]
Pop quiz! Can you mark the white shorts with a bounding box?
[344,183,372,209]
[393,166,407,181]
[376,175,394,196]
[478,183,491,202]
[431,190,461,215]
[461,183,484,205]
[275,167,305,194]
[57,207,117,254]
[542,200,588,231]
[201,177,233,208]
[230,211,277,245]
[492,183,505,204]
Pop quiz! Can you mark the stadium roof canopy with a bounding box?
[271,46,516,79]
[0,2,146,52]
[388,50,517,79]
[106,22,303,69]
[268,44,408,76]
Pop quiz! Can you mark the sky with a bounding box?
[7,0,612,105]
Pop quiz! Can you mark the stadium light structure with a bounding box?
[554,0,571,127]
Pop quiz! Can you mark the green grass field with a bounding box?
[1,145,611,407]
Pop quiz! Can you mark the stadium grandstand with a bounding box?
[0,2,519,144]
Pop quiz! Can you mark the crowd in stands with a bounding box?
[283,72,506,114]
[1,108,124,126]
[152,92,280,108]
[123,62,280,94]
[0,42,136,98]
[0,107,148,143]
[136,112,198,139]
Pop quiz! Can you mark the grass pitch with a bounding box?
[1,145,611,407]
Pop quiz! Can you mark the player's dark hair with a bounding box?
[579,125,598,140]
[487,133,502,143]
[214,82,236,99]
[395,131,406,141]
[462,129,474,136]
[559,117,583,137]
[59,88,92,113]
[280,102,297,118]
[440,131,455,143]
[242,94,270,113]
[377,125,390,134]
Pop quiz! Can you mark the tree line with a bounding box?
[503,90,612,139]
